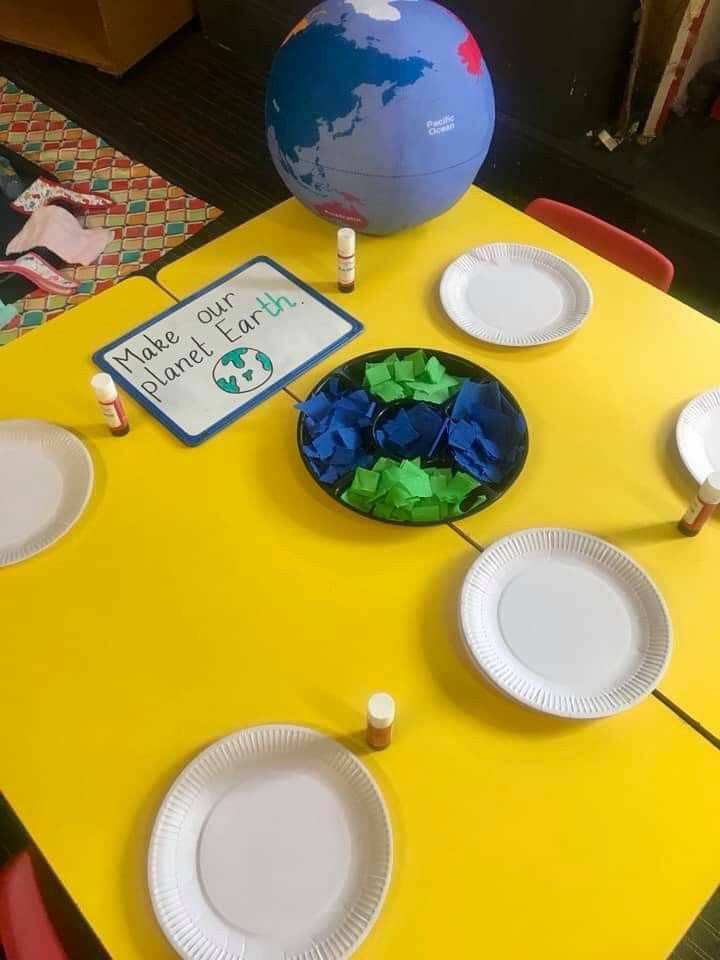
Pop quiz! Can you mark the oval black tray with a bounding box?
[297,347,529,526]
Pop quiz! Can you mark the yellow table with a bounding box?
[158,192,720,738]
[1,232,719,960]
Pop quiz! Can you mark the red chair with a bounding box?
[525,198,675,292]
[0,851,69,960]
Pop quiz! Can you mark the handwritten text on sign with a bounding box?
[110,289,294,405]
[94,258,360,443]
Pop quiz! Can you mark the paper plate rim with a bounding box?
[675,387,720,485]
[459,527,672,719]
[0,419,94,567]
[147,724,393,960]
[440,243,593,347]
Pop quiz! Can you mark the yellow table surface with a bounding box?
[158,192,720,738]
[2,274,719,959]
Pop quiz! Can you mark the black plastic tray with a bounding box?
[297,348,529,526]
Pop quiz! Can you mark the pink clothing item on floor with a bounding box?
[7,205,114,266]
[11,177,113,215]
[0,252,78,294]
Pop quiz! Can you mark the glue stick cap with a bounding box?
[337,227,355,256]
[700,473,720,505]
[91,372,117,403]
[367,692,395,729]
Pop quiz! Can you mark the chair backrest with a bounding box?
[0,851,69,960]
[525,198,674,292]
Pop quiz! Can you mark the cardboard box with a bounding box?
[1,0,196,76]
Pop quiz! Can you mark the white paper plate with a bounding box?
[440,243,593,346]
[460,528,672,718]
[676,388,720,484]
[148,725,392,960]
[0,419,93,566]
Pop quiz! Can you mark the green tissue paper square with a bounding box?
[398,464,432,498]
[364,362,391,387]
[373,380,406,402]
[351,467,380,495]
[447,472,480,499]
[363,351,462,403]
[341,489,373,512]
[410,503,442,522]
[372,500,396,519]
[393,359,415,382]
[387,484,412,508]
[429,471,450,496]
[341,457,486,523]
[423,355,446,384]
[405,349,427,377]
[412,386,449,404]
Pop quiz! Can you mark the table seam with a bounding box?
[652,691,720,750]
[447,521,484,552]
[145,277,718,750]
[446,521,720,749]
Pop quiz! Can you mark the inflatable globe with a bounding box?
[266,0,495,235]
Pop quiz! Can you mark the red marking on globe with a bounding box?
[314,201,368,229]
[458,32,482,76]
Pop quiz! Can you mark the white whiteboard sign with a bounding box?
[93,257,362,445]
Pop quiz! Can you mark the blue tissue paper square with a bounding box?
[297,379,376,484]
[448,380,526,485]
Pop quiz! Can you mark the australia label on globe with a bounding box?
[266,0,495,235]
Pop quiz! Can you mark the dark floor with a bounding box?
[0,19,718,960]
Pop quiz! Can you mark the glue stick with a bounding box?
[337,227,356,293]
[679,473,720,536]
[91,373,129,436]
[366,692,395,750]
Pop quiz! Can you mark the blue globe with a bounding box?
[266,0,495,235]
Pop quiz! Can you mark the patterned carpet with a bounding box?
[0,77,221,345]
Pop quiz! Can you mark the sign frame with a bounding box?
[92,256,363,445]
